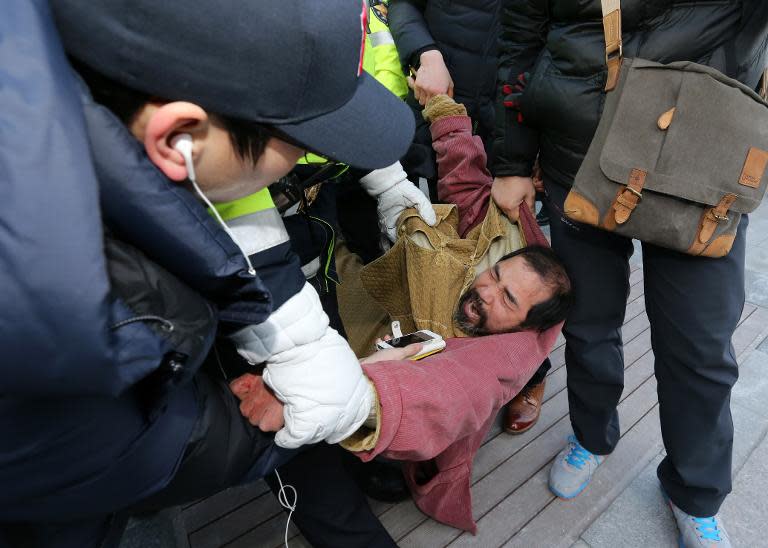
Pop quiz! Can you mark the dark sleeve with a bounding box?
[249,240,306,310]
[0,2,118,396]
[388,0,437,70]
[491,0,549,178]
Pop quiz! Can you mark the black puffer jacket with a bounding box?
[493,0,768,186]
[390,0,500,135]
[390,0,500,180]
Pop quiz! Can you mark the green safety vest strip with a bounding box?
[212,187,275,222]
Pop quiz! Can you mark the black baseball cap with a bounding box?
[50,0,414,171]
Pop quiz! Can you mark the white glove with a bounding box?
[360,162,437,242]
[229,282,373,448]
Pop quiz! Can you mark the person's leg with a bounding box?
[265,444,397,548]
[643,216,747,517]
[134,373,393,548]
[545,181,634,454]
[0,518,111,548]
[129,373,279,513]
[527,358,551,386]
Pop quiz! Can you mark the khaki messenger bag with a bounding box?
[565,0,768,257]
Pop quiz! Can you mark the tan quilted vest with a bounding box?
[359,201,524,340]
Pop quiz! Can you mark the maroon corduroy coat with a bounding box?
[358,115,561,533]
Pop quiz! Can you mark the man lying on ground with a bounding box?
[337,94,558,438]
[233,95,573,533]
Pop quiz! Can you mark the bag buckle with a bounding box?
[612,169,647,225]
[625,185,642,200]
[605,42,623,67]
[698,194,737,246]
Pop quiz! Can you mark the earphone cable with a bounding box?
[185,160,257,276]
[274,469,297,548]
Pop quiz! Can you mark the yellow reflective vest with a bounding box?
[364,1,408,99]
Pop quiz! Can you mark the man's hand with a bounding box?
[491,176,536,222]
[360,341,424,364]
[408,50,454,106]
[230,373,285,432]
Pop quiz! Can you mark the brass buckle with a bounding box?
[712,212,729,223]
[625,185,642,200]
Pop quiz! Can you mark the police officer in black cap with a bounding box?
[0,0,419,546]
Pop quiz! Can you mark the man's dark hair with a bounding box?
[498,245,573,332]
[71,59,273,164]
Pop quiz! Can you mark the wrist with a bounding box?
[410,45,439,69]
[360,162,408,196]
[418,48,444,68]
[495,175,533,184]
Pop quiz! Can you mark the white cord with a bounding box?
[274,469,297,548]
[184,152,257,276]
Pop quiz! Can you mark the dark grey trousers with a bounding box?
[544,180,746,518]
[0,374,395,548]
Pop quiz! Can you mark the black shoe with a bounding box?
[343,451,411,503]
[536,209,550,226]
[355,460,411,503]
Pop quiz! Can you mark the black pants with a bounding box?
[134,374,396,548]
[545,181,745,517]
[526,358,551,387]
[1,374,394,548]
[265,444,396,548]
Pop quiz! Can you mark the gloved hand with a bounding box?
[501,71,530,124]
[360,162,437,242]
[229,282,374,449]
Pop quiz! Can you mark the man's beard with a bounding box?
[454,287,490,336]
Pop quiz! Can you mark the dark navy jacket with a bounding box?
[389,0,500,181]
[0,2,275,522]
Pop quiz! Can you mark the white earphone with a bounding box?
[171,133,196,181]
[170,132,256,275]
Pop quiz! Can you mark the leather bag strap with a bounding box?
[612,168,646,225]
[601,0,623,91]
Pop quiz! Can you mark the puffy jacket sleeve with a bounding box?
[491,0,549,177]
[388,0,436,70]
[0,2,116,395]
[431,115,493,237]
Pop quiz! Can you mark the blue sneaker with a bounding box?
[548,435,604,499]
[664,492,732,548]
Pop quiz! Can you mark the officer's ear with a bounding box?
[140,102,210,181]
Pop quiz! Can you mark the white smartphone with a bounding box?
[375,329,446,361]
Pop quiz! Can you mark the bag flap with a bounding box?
[599,58,768,214]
